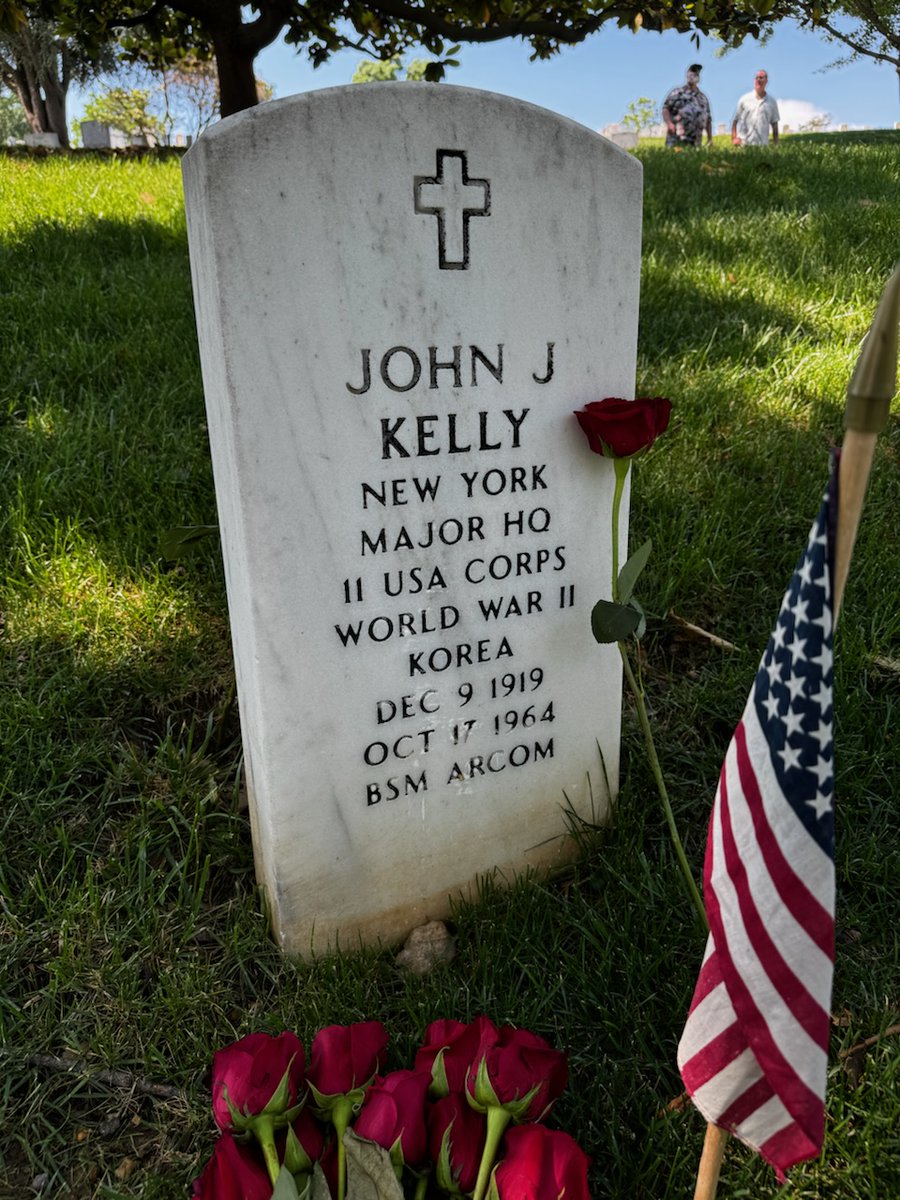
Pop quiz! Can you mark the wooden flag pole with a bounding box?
[690,263,899,1200]
[693,1123,729,1200]
[834,262,900,623]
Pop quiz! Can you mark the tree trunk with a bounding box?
[40,71,70,147]
[212,35,260,118]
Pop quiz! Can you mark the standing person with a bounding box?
[731,70,780,146]
[662,63,713,148]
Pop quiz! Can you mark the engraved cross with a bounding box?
[414,150,490,270]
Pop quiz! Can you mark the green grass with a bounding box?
[1,138,898,1198]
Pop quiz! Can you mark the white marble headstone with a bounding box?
[183,84,642,957]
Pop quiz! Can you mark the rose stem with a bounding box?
[618,645,707,929]
[471,1106,511,1200]
[608,456,706,929]
[332,1097,354,1200]
[253,1115,281,1187]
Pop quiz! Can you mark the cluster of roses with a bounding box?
[193,1016,591,1200]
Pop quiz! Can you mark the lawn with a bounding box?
[0,136,898,1199]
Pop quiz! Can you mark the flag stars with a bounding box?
[765,657,783,688]
[806,791,833,820]
[814,569,831,599]
[813,608,832,639]
[791,597,810,626]
[787,637,808,666]
[778,743,803,771]
[811,681,833,714]
[797,559,814,586]
[810,719,830,750]
[811,645,833,675]
[783,707,805,738]
[763,693,782,723]
[786,675,807,702]
[810,755,832,787]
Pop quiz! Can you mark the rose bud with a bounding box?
[283,1106,327,1176]
[415,1016,495,1098]
[307,1021,389,1108]
[307,1021,389,1200]
[466,1023,568,1123]
[488,1124,591,1200]
[212,1031,306,1133]
[191,1133,273,1200]
[428,1092,487,1196]
[354,1069,432,1171]
[574,396,672,459]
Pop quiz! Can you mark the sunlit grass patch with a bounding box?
[0,139,897,1197]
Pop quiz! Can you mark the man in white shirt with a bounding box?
[731,71,780,146]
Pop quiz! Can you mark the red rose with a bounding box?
[574,397,672,459]
[489,1124,591,1200]
[283,1106,327,1174]
[466,1021,568,1122]
[428,1092,487,1195]
[191,1133,273,1200]
[308,1021,388,1101]
[415,1016,494,1097]
[212,1031,305,1132]
[354,1069,432,1169]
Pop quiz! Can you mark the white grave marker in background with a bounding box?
[183,84,642,956]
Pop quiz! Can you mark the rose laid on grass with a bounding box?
[487,1124,591,1200]
[574,396,672,459]
[212,1031,306,1185]
[465,1019,569,1123]
[307,1020,389,1105]
[428,1092,488,1196]
[307,1021,389,1200]
[354,1069,432,1172]
[282,1106,327,1177]
[212,1031,306,1133]
[415,1015,494,1098]
[464,1019,569,1200]
[192,1132,274,1200]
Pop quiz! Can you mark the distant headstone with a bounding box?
[80,121,129,150]
[717,123,727,136]
[24,132,60,149]
[183,84,641,956]
[608,130,639,150]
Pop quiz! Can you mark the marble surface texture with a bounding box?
[183,83,642,956]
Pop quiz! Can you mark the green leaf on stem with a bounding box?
[271,1165,302,1200]
[344,1130,406,1200]
[591,599,641,643]
[630,597,647,640]
[617,538,652,605]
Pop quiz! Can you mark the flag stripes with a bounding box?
[678,463,838,1179]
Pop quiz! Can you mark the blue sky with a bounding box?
[66,18,898,136]
[252,19,898,134]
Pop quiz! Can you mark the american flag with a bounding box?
[677,458,838,1178]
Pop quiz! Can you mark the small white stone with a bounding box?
[395,920,457,974]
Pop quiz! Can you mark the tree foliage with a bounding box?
[621,96,659,132]
[82,83,162,139]
[0,89,28,139]
[350,55,446,83]
[0,4,113,145]
[790,1,899,77]
[46,0,786,119]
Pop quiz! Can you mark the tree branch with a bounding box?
[813,11,899,68]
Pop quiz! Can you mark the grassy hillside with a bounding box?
[0,138,898,1198]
